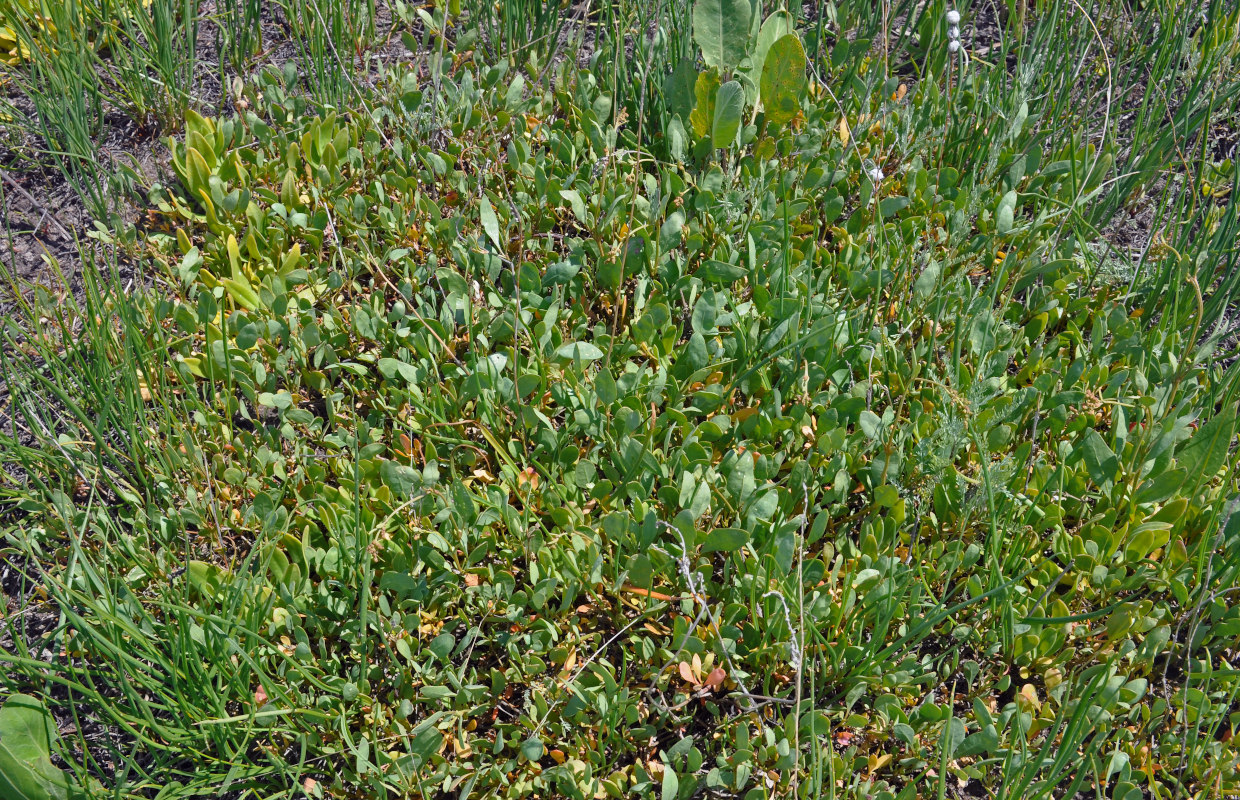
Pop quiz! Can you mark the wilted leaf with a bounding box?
[761,35,806,126]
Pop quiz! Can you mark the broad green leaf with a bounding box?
[692,0,752,71]
[697,259,748,284]
[667,116,688,161]
[1177,406,1236,489]
[542,260,580,287]
[702,527,749,553]
[944,716,967,759]
[859,409,882,439]
[822,193,845,223]
[186,560,226,598]
[746,11,795,102]
[679,331,708,373]
[955,724,999,758]
[429,632,455,661]
[689,70,721,140]
[1135,468,1187,505]
[559,189,587,222]
[879,196,910,218]
[661,766,679,800]
[555,342,606,362]
[377,357,419,384]
[760,34,806,126]
[380,460,421,498]
[520,738,544,761]
[711,81,745,147]
[1009,100,1029,141]
[996,190,1017,235]
[409,722,443,766]
[968,310,996,355]
[914,261,941,299]
[0,694,76,800]
[664,59,699,121]
[1079,429,1119,486]
[852,568,881,591]
[679,471,712,519]
[595,369,618,405]
[659,211,686,251]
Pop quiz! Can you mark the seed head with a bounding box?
[948,39,961,53]
[946,9,961,25]
[867,166,884,182]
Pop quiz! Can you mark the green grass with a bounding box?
[2,1,1240,798]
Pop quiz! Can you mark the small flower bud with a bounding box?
[949,25,960,38]
[946,9,961,25]
[948,39,961,53]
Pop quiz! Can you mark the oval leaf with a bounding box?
[761,34,807,126]
[747,11,796,102]
[555,342,605,362]
[702,527,749,553]
[711,81,745,148]
[692,0,752,72]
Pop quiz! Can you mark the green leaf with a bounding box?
[996,190,1017,235]
[542,260,580,287]
[186,560,226,598]
[711,81,745,148]
[944,716,967,759]
[0,694,76,800]
[760,34,806,126]
[660,211,686,251]
[555,342,606,362]
[409,720,443,765]
[747,11,795,102]
[702,527,749,553]
[429,632,455,661]
[697,259,748,284]
[661,765,680,800]
[914,261,941,299]
[859,409,882,439]
[667,116,688,161]
[377,357,419,384]
[852,568,881,591]
[520,737,544,761]
[559,189,587,223]
[879,196,910,218]
[1135,468,1187,505]
[692,0,752,72]
[955,724,999,758]
[480,195,503,251]
[678,471,712,519]
[1177,406,1236,490]
[380,460,422,498]
[595,369,618,405]
[664,59,699,121]
[1079,429,1119,486]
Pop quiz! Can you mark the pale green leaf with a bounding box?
[711,80,745,147]
[692,0,752,71]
